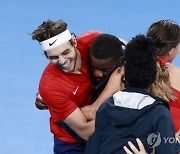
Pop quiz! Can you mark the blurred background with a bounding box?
[0,0,179,153]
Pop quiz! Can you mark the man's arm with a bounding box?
[64,107,95,141]
[81,67,124,120]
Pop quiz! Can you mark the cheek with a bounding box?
[50,60,58,65]
[68,51,76,59]
[178,46,180,53]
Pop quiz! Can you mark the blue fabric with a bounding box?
[54,136,85,154]
[85,88,177,154]
[57,121,86,144]
[176,143,180,152]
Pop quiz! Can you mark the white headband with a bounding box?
[40,29,72,51]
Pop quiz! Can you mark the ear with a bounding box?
[168,48,174,55]
[71,34,77,47]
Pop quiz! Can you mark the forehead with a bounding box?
[89,52,118,68]
[46,42,71,55]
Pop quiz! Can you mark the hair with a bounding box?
[31,19,75,46]
[124,35,158,89]
[90,34,123,61]
[147,19,180,56]
[151,63,176,102]
[146,19,178,101]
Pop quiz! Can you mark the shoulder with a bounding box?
[168,63,180,76]
[151,102,172,120]
[77,30,103,45]
[168,63,180,90]
[95,97,114,124]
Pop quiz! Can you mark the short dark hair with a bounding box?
[124,35,158,89]
[90,34,123,60]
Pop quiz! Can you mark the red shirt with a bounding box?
[170,88,180,131]
[39,30,102,143]
[157,56,180,131]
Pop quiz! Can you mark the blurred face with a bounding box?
[89,52,118,82]
[169,43,180,62]
[46,42,77,73]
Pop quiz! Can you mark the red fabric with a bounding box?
[157,56,180,131]
[170,88,180,131]
[157,56,168,65]
[39,30,102,143]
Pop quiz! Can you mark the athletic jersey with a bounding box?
[157,56,180,131]
[39,30,102,143]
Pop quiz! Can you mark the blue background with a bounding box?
[0,1,179,153]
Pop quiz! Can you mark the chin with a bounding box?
[63,65,74,73]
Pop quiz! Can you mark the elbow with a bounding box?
[78,125,92,141]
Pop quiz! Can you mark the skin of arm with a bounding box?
[34,68,124,139]
[64,107,95,141]
[168,63,180,91]
[81,67,124,120]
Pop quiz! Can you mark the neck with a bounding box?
[73,49,82,74]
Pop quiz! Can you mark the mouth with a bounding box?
[57,60,71,70]
[63,60,70,69]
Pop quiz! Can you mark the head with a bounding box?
[124,35,158,90]
[32,19,78,73]
[147,19,180,62]
[89,34,123,82]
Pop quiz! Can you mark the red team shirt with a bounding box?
[39,30,102,143]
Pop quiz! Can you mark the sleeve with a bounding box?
[154,107,177,154]
[84,132,101,154]
[39,84,77,121]
[84,116,102,154]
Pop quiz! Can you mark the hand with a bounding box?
[106,67,125,93]
[81,104,96,121]
[176,129,180,140]
[123,138,148,154]
[35,92,48,110]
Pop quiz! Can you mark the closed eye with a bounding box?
[48,56,59,60]
[62,49,69,55]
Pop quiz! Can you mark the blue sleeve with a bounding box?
[84,132,101,154]
[84,107,104,154]
[154,107,177,154]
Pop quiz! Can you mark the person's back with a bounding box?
[85,35,176,154]
[147,19,180,131]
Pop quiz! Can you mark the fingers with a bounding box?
[35,100,48,110]
[123,138,148,154]
[116,66,124,74]
[123,145,133,154]
[175,130,180,140]
[136,138,146,151]
[128,141,139,153]
[36,96,45,104]
[35,93,48,110]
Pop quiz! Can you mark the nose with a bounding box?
[58,56,66,65]
[93,69,104,79]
